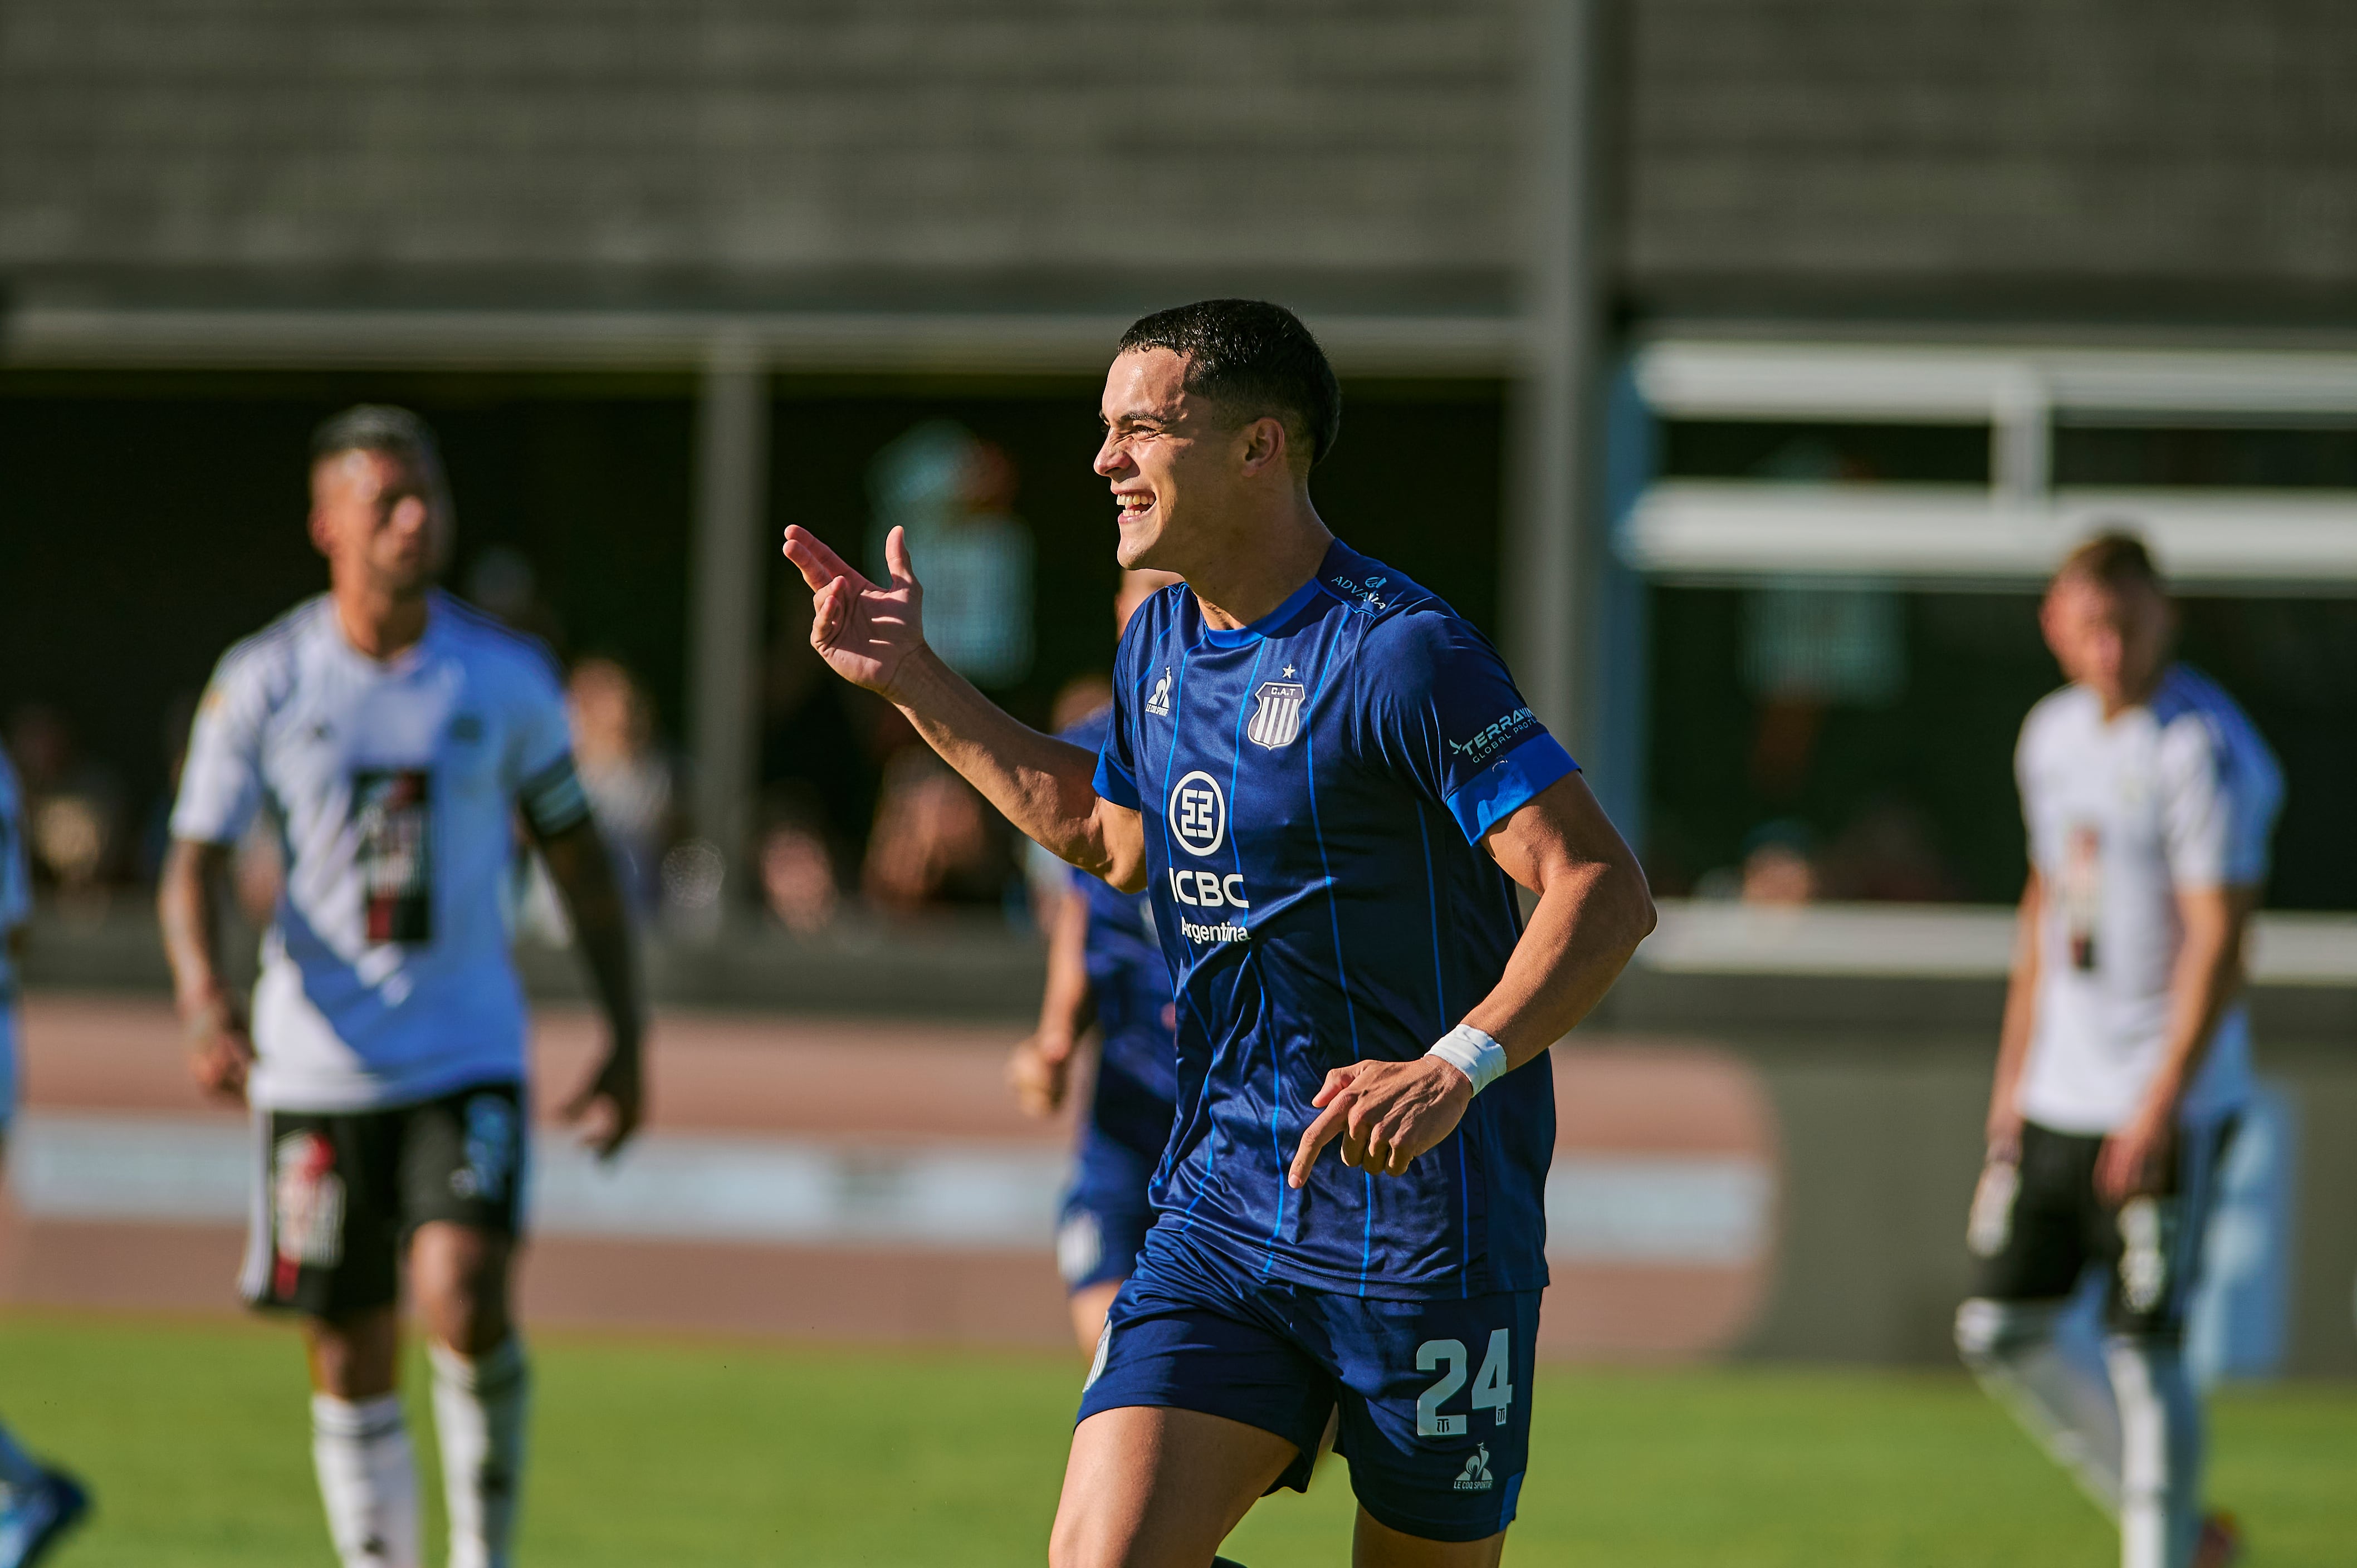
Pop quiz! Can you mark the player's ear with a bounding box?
[1239,415,1287,477]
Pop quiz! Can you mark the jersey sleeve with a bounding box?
[507,654,591,837]
[169,650,272,846]
[0,758,30,938]
[1373,610,1578,845]
[2157,717,2277,889]
[1092,612,1148,812]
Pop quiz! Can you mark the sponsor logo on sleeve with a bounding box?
[1327,572,1391,614]
[1145,667,1174,717]
[1448,707,1539,767]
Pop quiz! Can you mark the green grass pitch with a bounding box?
[0,1311,2348,1565]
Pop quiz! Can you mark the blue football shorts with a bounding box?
[1056,1126,1159,1294]
[1077,1224,1540,1543]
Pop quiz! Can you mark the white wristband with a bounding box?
[1426,1023,1509,1096]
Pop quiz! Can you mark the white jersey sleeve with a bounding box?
[170,636,282,846]
[2155,702,2281,890]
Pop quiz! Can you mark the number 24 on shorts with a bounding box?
[1416,1330,1513,1437]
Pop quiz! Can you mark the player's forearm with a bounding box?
[2143,891,2250,1115]
[538,824,646,1055]
[1988,875,2043,1130]
[891,646,1144,888]
[157,839,234,1022]
[1035,890,1096,1047]
[1462,857,1654,1070]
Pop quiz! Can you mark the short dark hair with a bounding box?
[311,404,452,512]
[1117,299,1341,467]
[2055,528,2165,595]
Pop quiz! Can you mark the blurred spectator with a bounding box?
[861,749,1008,916]
[1698,819,1820,905]
[869,423,1034,688]
[567,657,677,916]
[759,571,884,888]
[7,704,125,914]
[464,546,569,656]
[757,805,840,937]
[1050,674,1114,732]
[1821,797,1959,903]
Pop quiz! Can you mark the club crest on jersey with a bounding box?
[1245,682,1307,749]
[1145,667,1173,717]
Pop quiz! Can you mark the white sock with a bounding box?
[1955,1298,2124,1511]
[2106,1337,2202,1568]
[311,1393,421,1568]
[430,1337,530,1568]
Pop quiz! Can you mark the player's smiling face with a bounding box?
[309,447,451,599]
[1094,347,1250,575]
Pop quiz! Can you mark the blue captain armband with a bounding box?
[1443,733,1578,845]
[519,755,593,836]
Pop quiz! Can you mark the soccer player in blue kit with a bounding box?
[786,300,1655,1567]
[1009,569,1186,1354]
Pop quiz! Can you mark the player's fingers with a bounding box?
[1310,1063,1362,1109]
[783,527,863,591]
[811,577,847,645]
[884,525,917,591]
[1289,1096,1352,1188]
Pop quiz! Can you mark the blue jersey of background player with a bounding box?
[0,741,93,1561]
[1008,572,1186,1354]
[785,300,1654,1567]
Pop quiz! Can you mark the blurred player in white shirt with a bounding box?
[1957,532,2280,1568]
[0,743,90,1566]
[158,407,646,1568]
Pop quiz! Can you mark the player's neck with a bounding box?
[2093,663,2167,721]
[332,581,432,662]
[1188,504,1333,632]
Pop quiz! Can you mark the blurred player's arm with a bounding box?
[1984,867,2043,1163]
[2095,882,2256,1202]
[529,814,647,1158]
[1008,884,1095,1116]
[1291,771,1655,1186]
[783,525,1146,891]
[157,838,255,1101]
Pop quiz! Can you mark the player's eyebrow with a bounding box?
[1103,403,1181,430]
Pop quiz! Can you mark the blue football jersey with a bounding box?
[1060,708,1182,1160]
[1093,540,1576,1300]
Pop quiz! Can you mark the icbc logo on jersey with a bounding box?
[353,767,433,944]
[1168,771,1227,857]
[271,1130,346,1297]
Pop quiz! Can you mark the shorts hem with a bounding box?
[1353,1487,1515,1545]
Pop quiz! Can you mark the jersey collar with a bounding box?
[1197,570,1326,649]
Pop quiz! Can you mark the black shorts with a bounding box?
[241,1080,527,1318]
[1966,1116,2235,1339]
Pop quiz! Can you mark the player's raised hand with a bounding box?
[1287,1055,1473,1189]
[781,524,927,699]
